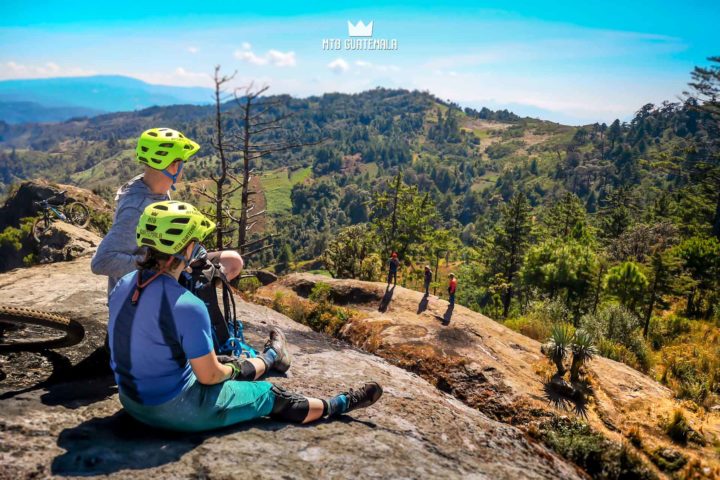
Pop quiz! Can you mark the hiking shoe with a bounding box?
[343,382,383,413]
[264,327,292,373]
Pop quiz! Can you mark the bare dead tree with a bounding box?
[192,66,243,250]
[229,82,324,255]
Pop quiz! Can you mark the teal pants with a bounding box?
[119,375,276,432]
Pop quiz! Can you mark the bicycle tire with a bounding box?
[66,202,90,228]
[31,217,52,243]
[0,306,85,352]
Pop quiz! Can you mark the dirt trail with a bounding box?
[257,274,720,476]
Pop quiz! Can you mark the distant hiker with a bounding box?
[91,128,243,296]
[387,252,400,286]
[107,200,383,432]
[448,273,457,306]
[423,265,432,297]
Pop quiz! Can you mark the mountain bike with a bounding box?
[31,190,90,242]
[0,305,85,353]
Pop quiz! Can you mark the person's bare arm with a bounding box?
[189,351,234,385]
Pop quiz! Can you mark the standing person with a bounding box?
[91,127,244,296]
[423,265,432,297]
[387,252,400,287]
[108,200,383,432]
[448,273,458,306]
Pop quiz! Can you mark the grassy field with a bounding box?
[260,166,312,214]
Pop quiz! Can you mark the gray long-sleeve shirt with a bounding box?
[90,174,169,295]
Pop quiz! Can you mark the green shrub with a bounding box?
[236,276,261,294]
[309,282,332,303]
[649,447,687,473]
[663,410,692,445]
[534,417,655,480]
[581,305,651,372]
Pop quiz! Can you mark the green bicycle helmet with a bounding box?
[136,128,200,170]
[136,201,215,255]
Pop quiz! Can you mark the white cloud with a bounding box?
[234,44,296,67]
[0,61,95,80]
[327,58,350,74]
[187,46,199,54]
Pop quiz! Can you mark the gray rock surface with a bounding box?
[0,258,583,479]
[37,222,102,264]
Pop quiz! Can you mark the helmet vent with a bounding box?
[159,143,174,148]
[141,238,156,246]
[171,217,190,224]
[153,205,169,211]
[183,144,193,150]
[160,239,174,246]
[155,151,168,156]
[179,133,185,138]
[141,146,148,152]
[165,132,173,137]
[178,204,187,210]
[166,228,183,236]
[138,156,148,162]
[145,224,157,231]
[150,158,162,164]
[147,131,158,137]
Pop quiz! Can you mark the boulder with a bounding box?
[256,273,720,475]
[0,258,583,479]
[37,221,102,264]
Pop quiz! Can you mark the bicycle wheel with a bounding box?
[66,202,90,228]
[0,306,85,353]
[32,216,52,242]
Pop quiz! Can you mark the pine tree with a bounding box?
[491,192,532,317]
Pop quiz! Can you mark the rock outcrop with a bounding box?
[256,273,720,477]
[36,221,102,264]
[0,180,110,231]
[0,258,583,479]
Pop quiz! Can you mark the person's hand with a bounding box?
[216,355,235,364]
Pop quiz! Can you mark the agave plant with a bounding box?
[546,323,574,376]
[570,329,597,383]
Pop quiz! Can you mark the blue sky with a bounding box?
[1,0,719,124]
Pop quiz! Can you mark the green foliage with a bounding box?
[674,236,720,318]
[489,192,532,317]
[570,329,596,382]
[323,224,381,280]
[534,417,655,480]
[236,276,261,294]
[649,447,687,473]
[603,262,648,310]
[309,282,332,303]
[663,410,693,445]
[546,322,575,375]
[581,304,651,372]
[521,239,598,317]
[369,174,439,259]
[505,299,571,341]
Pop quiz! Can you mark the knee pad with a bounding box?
[269,385,310,423]
[238,360,257,381]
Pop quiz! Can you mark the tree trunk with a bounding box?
[643,273,660,338]
[713,189,720,240]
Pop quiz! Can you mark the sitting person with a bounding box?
[91,127,243,298]
[107,200,382,432]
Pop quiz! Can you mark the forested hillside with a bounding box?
[1,61,718,432]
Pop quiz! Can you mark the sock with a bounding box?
[259,347,278,370]
[326,394,348,417]
[321,399,329,417]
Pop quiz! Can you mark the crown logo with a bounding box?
[347,20,373,37]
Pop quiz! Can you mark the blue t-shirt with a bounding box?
[108,270,214,406]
